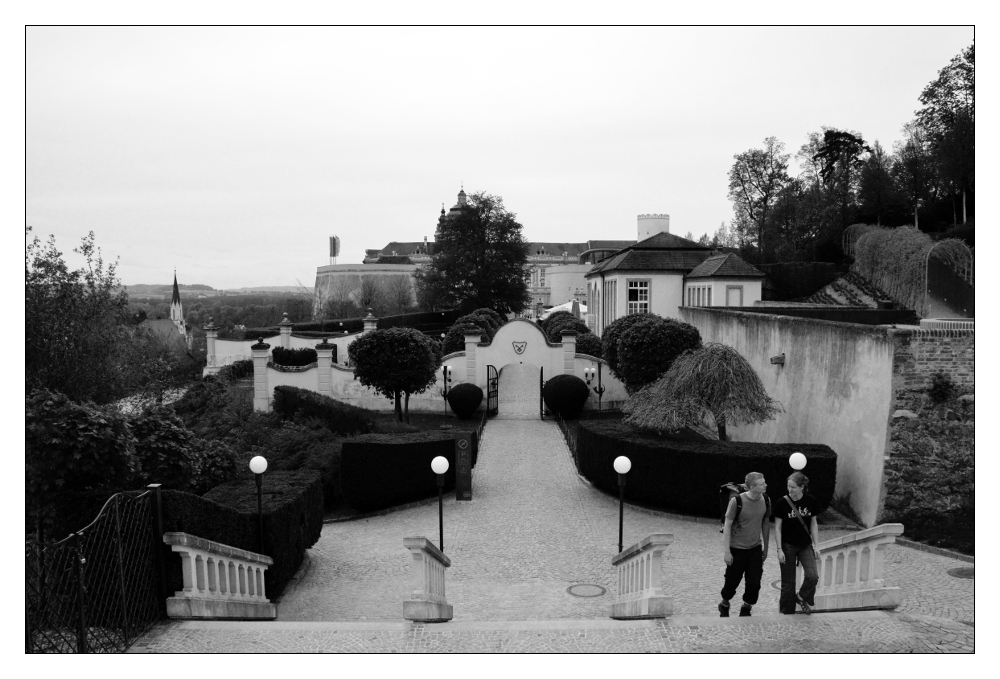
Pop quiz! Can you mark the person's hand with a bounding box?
[777,550,785,565]
[724,550,733,566]
[762,549,768,562]
[813,547,822,561]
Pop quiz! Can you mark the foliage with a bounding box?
[348,327,442,422]
[575,420,837,517]
[271,347,318,367]
[271,386,373,436]
[623,343,783,440]
[727,136,791,262]
[601,313,654,378]
[544,314,590,343]
[470,307,505,329]
[218,358,255,382]
[413,191,531,315]
[542,374,590,419]
[927,372,957,405]
[340,433,457,512]
[442,321,490,355]
[614,316,702,394]
[574,332,603,358]
[25,389,138,540]
[129,406,202,492]
[539,310,574,334]
[447,382,483,419]
[26,228,168,404]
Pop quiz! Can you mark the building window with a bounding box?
[707,287,712,306]
[627,280,649,314]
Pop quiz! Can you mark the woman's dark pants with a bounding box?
[720,545,763,605]
[779,543,819,613]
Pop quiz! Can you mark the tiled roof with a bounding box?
[586,240,636,250]
[686,253,765,278]
[588,249,713,275]
[632,231,709,250]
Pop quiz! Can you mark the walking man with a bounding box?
[719,472,771,617]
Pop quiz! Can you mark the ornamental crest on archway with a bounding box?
[512,341,527,355]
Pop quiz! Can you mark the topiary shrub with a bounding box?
[543,374,590,419]
[271,347,318,367]
[616,316,702,393]
[470,307,505,330]
[272,385,373,436]
[442,321,490,355]
[448,382,484,419]
[575,333,603,358]
[540,310,575,334]
[545,315,590,343]
[218,359,254,382]
[341,433,455,512]
[601,313,654,378]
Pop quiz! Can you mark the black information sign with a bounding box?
[455,432,472,501]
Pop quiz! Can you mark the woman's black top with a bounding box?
[776,493,820,547]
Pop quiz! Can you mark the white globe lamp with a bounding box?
[789,452,807,470]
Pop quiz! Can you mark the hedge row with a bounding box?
[341,430,478,513]
[271,347,318,367]
[576,420,837,517]
[272,386,374,436]
[161,470,324,598]
[239,310,464,339]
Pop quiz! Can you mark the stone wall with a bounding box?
[891,329,974,392]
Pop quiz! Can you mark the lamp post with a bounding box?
[789,452,807,471]
[585,365,607,412]
[440,364,452,419]
[249,455,268,553]
[431,456,450,551]
[614,456,631,553]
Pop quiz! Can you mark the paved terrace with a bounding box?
[132,419,974,653]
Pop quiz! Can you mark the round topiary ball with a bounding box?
[447,382,484,419]
[542,374,591,419]
[574,333,603,358]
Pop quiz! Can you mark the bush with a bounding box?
[543,374,590,419]
[442,322,490,354]
[447,382,483,419]
[341,433,457,512]
[163,470,323,597]
[574,333,603,358]
[218,359,254,382]
[616,316,702,393]
[470,307,505,329]
[928,372,957,404]
[271,347,318,367]
[539,310,574,333]
[272,386,373,436]
[459,311,500,336]
[601,314,654,377]
[129,406,202,492]
[545,315,590,343]
[576,420,837,517]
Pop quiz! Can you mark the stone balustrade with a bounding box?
[402,537,453,622]
[801,523,905,611]
[163,532,276,620]
[610,533,674,619]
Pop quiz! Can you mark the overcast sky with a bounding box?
[26,26,974,290]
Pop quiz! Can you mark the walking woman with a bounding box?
[774,471,821,614]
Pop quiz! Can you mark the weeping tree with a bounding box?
[622,343,782,440]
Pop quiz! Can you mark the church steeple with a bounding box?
[171,270,181,305]
[170,269,186,338]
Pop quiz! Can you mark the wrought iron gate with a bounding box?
[486,365,499,415]
[25,490,163,653]
[539,366,545,419]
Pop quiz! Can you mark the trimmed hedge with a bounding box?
[543,374,590,419]
[341,430,479,512]
[272,386,374,436]
[162,470,324,597]
[574,333,603,358]
[271,347,318,367]
[447,383,483,419]
[576,420,837,517]
[217,359,254,382]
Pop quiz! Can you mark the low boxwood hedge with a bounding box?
[341,430,479,512]
[272,386,373,436]
[576,420,836,517]
[161,470,324,598]
[271,347,318,367]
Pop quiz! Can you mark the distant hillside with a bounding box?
[124,284,311,298]
[222,286,312,294]
[123,283,216,297]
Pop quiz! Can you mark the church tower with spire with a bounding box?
[169,270,187,340]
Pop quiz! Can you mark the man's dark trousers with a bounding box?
[721,545,763,605]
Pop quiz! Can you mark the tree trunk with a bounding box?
[395,392,402,422]
[952,194,957,226]
[717,414,728,441]
[404,392,410,424]
[962,189,967,224]
[914,204,919,230]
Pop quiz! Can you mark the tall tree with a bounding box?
[857,140,900,226]
[916,44,974,224]
[727,137,791,263]
[414,191,531,315]
[813,129,872,234]
[893,123,937,229]
[347,327,441,422]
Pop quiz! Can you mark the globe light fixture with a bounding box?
[789,452,807,470]
[431,456,450,551]
[248,455,268,552]
[613,456,631,552]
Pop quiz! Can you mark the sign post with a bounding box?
[455,432,472,501]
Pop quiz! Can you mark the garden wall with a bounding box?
[892,328,974,392]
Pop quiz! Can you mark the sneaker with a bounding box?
[796,596,812,615]
[718,601,730,617]
[739,604,752,617]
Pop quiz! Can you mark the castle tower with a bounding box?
[170,270,186,339]
[637,214,670,240]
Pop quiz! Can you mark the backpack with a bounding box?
[718,482,771,533]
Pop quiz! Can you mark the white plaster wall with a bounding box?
[266,366,319,393]
[709,278,763,307]
[680,307,895,527]
[212,338,262,366]
[544,264,591,307]
[605,272,686,322]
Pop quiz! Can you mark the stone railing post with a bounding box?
[316,339,334,399]
[402,537,453,622]
[807,523,905,611]
[363,308,378,333]
[278,312,293,349]
[251,338,271,412]
[163,532,276,619]
[203,318,219,375]
[561,330,577,375]
[610,533,674,619]
[463,333,481,384]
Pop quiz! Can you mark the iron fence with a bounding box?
[26,489,164,653]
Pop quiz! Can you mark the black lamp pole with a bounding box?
[595,363,606,412]
[618,473,626,553]
[255,473,264,553]
[437,474,445,552]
